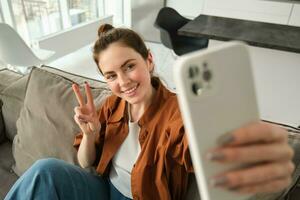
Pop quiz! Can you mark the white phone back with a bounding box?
[174,42,259,200]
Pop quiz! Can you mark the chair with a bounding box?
[0,23,55,69]
[154,7,208,56]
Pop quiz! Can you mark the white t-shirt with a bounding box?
[109,105,141,198]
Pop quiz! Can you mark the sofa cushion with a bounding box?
[0,69,23,93]
[0,69,25,142]
[0,75,29,141]
[0,100,5,143]
[12,66,111,176]
[0,141,18,199]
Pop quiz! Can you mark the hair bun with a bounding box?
[98,24,114,37]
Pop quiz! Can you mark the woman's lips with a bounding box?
[122,84,139,96]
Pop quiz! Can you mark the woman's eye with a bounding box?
[105,74,116,81]
[125,64,135,71]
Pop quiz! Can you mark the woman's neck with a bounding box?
[129,86,156,122]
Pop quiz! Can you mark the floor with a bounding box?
[48,42,177,90]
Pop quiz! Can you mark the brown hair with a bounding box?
[93,24,149,73]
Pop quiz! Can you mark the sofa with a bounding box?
[0,66,300,200]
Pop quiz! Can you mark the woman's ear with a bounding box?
[147,51,155,73]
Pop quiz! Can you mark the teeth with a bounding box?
[124,85,137,94]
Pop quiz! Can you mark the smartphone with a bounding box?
[174,41,259,200]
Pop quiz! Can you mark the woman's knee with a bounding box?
[30,158,67,174]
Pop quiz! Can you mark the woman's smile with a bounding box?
[122,84,139,97]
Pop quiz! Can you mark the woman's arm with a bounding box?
[77,132,98,168]
[72,82,102,168]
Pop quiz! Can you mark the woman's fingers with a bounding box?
[74,115,84,124]
[232,176,292,194]
[72,84,85,106]
[217,122,287,146]
[84,82,96,112]
[210,161,295,189]
[208,122,294,194]
[77,114,95,123]
[74,106,84,116]
[74,106,94,122]
[207,143,294,164]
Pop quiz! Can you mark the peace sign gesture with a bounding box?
[72,82,101,137]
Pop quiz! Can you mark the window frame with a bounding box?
[0,0,108,42]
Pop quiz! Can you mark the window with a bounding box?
[0,3,3,22]
[0,0,121,43]
[67,0,98,26]
[11,0,63,40]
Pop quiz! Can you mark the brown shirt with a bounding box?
[74,78,194,200]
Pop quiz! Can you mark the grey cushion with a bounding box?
[0,75,29,141]
[0,141,18,199]
[12,66,111,176]
[0,69,25,142]
[0,100,5,143]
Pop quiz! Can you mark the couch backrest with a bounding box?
[0,69,26,142]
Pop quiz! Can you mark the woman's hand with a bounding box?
[207,121,295,194]
[72,82,101,137]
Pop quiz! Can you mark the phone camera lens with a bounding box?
[203,69,212,82]
[189,65,199,78]
[192,82,202,95]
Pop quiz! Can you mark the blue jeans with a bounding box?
[5,158,132,200]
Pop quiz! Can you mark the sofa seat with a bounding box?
[0,140,18,199]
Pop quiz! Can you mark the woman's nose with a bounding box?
[118,73,130,86]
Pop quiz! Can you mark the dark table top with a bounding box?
[178,15,300,53]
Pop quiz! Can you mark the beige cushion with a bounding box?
[13,66,111,176]
[0,69,23,93]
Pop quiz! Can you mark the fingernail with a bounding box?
[206,151,225,161]
[84,81,88,85]
[217,132,235,146]
[73,83,79,88]
[210,176,228,187]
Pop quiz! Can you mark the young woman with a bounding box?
[5,24,294,200]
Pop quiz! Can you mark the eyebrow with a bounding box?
[103,59,135,76]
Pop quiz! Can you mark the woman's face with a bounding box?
[98,42,154,105]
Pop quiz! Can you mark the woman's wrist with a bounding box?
[83,131,97,142]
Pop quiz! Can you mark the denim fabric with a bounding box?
[5,158,132,200]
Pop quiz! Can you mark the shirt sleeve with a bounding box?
[166,108,194,173]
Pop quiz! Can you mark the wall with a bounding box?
[166,0,204,18]
[131,0,165,42]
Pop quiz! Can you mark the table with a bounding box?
[178,15,300,53]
